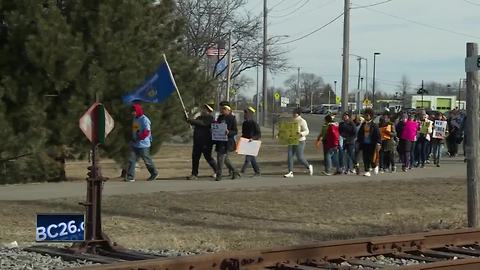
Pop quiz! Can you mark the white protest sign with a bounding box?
[236,137,262,156]
[211,123,228,141]
[280,97,289,108]
[432,120,447,139]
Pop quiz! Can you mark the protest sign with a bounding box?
[211,123,228,141]
[278,121,299,145]
[432,120,447,139]
[236,137,262,156]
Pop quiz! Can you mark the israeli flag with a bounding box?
[122,55,177,104]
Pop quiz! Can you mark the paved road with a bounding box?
[0,158,467,201]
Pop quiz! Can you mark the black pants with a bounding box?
[362,144,376,172]
[191,144,217,176]
[381,150,395,170]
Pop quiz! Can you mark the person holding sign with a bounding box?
[415,110,433,168]
[214,101,240,181]
[240,107,261,177]
[431,112,447,167]
[284,108,314,178]
[185,104,218,180]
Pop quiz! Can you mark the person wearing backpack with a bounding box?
[379,111,397,173]
[322,115,341,175]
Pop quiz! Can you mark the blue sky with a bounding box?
[241,0,480,96]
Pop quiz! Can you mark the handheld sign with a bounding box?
[433,120,447,139]
[278,121,299,145]
[211,123,228,141]
[236,138,261,156]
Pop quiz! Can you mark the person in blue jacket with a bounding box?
[125,103,158,182]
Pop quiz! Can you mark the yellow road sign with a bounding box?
[274,92,281,101]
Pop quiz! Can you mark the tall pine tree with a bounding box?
[0,0,212,183]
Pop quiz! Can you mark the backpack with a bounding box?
[325,123,340,150]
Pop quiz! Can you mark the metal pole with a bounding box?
[466,42,479,228]
[340,0,350,113]
[256,55,260,123]
[226,31,232,102]
[334,80,337,100]
[310,92,313,112]
[373,52,380,110]
[262,0,268,126]
[297,67,301,107]
[458,78,462,109]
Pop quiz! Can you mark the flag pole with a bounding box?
[163,54,189,118]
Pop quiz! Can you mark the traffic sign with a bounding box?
[79,103,114,144]
[274,92,281,101]
[335,96,341,105]
[363,98,371,106]
[465,55,480,72]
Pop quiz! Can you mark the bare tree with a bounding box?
[283,72,325,106]
[176,0,289,80]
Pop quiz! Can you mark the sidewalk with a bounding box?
[0,158,467,201]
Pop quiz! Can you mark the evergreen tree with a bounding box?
[0,0,212,183]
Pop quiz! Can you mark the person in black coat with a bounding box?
[185,104,218,180]
[214,101,240,181]
[240,107,261,176]
[339,112,357,174]
[356,108,381,176]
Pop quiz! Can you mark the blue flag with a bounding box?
[122,58,177,104]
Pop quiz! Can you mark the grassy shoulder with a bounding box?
[0,177,466,251]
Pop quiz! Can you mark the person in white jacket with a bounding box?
[284,108,314,178]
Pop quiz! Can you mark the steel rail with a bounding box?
[66,228,480,270]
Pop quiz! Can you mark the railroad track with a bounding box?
[59,228,480,269]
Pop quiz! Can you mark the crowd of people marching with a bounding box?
[315,107,466,177]
[124,101,467,182]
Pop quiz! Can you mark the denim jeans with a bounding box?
[342,143,356,171]
[325,148,340,174]
[241,155,260,174]
[415,136,429,165]
[127,147,158,180]
[432,141,443,164]
[287,141,310,172]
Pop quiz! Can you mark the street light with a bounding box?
[372,52,381,110]
[334,80,337,104]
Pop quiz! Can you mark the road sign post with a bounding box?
[75,103,120,253]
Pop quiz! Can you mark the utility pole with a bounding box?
[466,42,479,228]
[297,67,301,107]
[340,0,350,113]
[226,31,232,102]
[262,0,268,126]
[357,58,362,111]
[372,52,380,110]
[256,53,260,123]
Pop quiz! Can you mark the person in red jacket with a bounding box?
[322,115,341,176]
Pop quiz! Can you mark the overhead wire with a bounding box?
[357,6,480,40]
[269,0,289,10]
[270,0,307,13]
[270,0,310,18]
[277,12,344,45]
[463,0,480,6]
[351,0,394,9]
[270,0,337,25]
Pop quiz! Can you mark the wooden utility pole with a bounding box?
[297,67,301,107]
[466,42,479,227]
[262,0,268,126]
[340,0,350,113]
[226,31,232,102]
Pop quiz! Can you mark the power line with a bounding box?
[270,0,307,13]
[270,0,289,10]
[351,0,394,9]
[277,12,344,45]
[270,0,310,18]
[361,6,480,40]
[463,0,480,6]
[270,0,337,25]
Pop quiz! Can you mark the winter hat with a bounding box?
[132,103,144,117]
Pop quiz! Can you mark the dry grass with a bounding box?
[0,177,467,252]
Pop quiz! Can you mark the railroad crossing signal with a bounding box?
[79,103,114,144]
